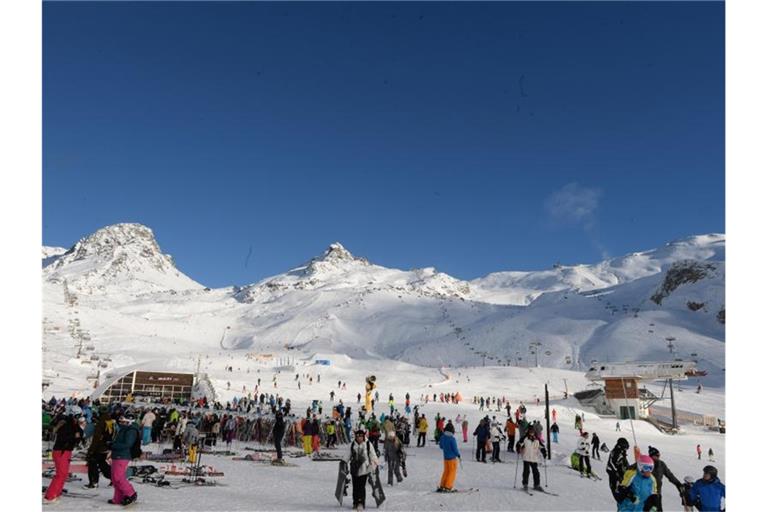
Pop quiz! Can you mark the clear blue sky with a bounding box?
[43,1,724,288]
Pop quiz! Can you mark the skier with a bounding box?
[616,421,621,432]
[44,408,83,503]
[349,430,378,511]
[473,417,490,463]
[687,466,725,512]
[108,412,139,506]
[708,447,715,461]
[505,416,517,451]
[461,415,469,443]
[273,410,286,462]
[607,438,630,501]
[550,422,559,443]
[697,444,702,460]
[515,426,547,492]
[326,419,337,448]
[84,408,112,489]
[301,415,313,455]
[437,422,461,492]
[641,446,683,511]
[357,392,361,404]
[490,419,505,462]
[383,431,404,486]
[616,454,659,511]
[576,431,592,477]
[591,432,601,460]
[417,414,428,447]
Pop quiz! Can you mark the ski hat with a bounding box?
[616,438,630,450]
[637,454,654,474]
[703,465,718,479]
[648,446,660,457]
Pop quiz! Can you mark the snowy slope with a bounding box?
[41,224,725,399]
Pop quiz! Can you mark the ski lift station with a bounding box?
[583,361,702,424]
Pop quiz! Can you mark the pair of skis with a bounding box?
[519,486,560,497]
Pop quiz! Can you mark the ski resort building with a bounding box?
[89,362,210,403]
[583,361,701,422]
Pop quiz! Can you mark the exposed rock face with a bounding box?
[651,260,717,305]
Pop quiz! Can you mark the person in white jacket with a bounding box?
[515,426,547,491]
[349,429,379,511]
[490,420,505,462]
[576,431,592,477]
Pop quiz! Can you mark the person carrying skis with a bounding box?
[84,408,112,489]
[616,454,659,511]
[551,422,559,443]
[607,437,630,501]
[515,426,547,492]
[383,431,404,486]
[473,417,490,463]
[687,466,725,512]
[108,411,139,506]
[437,422,461,492]
[591,432,601,460]
[44,408,84,503]
[505,416,517,451]
[576,431,592,477]
[349,430,378,511]
[417,414,428,447]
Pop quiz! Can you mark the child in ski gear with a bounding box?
[550,422,559,443]
[708,447,714,461]
[506,417,518,450]
[687,466,725,512]
[697,444,702,460]
[490,420,505,462]
[515,426,547,491]
[349,429,378,510]
[44,410,84,503]
[109,412,139,506]
[617,454,659,512]
[576,431,592,477]
[438,422,461,492]
[607,438,630,501]
[631,446,682,511]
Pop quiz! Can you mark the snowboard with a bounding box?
[368,467,386,507]
[334,460,349,506]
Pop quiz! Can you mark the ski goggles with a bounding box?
[639,464,654,473]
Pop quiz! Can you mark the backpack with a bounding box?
[130,427,142,460]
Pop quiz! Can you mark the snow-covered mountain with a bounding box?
[43,223,203,294]
[42,224,725,395]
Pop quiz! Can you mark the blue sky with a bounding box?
[43,1,724,288]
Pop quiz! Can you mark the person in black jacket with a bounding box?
[473,417,490,463]
[628,446,683,511]
[591,433,601,460]
[84,409,112,488]
[606,437,630,501]
[273,410,286,462]
[44,410,83,503]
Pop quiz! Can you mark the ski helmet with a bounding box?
[637,454,654,474]
[648,446,660,457]
[703,465,718,479]
[617,438,630,450]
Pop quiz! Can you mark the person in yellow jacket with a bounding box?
[325,420,337,448]
[417,414,428,447]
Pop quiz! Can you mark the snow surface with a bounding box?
[43,363,725,511]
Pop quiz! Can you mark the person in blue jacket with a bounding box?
[437,422,461,492]
[687,466,725,511]
[108,412,140,506]
[616,454,659,511]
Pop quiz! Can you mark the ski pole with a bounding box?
[543,455,548,488]
[513,451,520,488]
